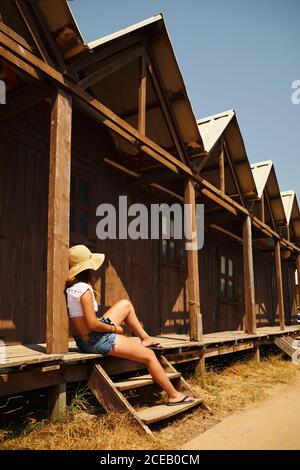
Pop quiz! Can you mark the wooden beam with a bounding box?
[0,82,52,123]
[223,140,245,207]
[79,46,143,90]
[274,241,285,330]
[138,52,147,134]
[103,158,183,201]
[29,1,66,70]
[260,192,265,224]
[201,188,239,216]
[184,180,203,341]
[219,140,225,192]
[46,89,72,354]
[210,224,243,243]
[145,50,188,165]
[14,0,54,66]
[243,216,257,334]
[71,36,144,73]
[0,20,34,52]
[265,190,276,231]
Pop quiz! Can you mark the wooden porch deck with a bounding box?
[1,325,300,371]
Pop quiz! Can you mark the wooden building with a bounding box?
[0,1,300,427]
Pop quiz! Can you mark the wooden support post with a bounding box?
[46,89,72,354]
[243,216,257,334]
[48,382,66,422]
[260,192,265,224]
[274,241,285,330]
[195,356,206,375]
[296,253,300,289]
[254,344,260,363]
[138,52,147,135]
[219,141,225,193]
[184,180,203,341]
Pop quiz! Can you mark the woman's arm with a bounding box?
[80,290,117,333]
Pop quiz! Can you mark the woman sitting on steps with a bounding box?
[65,244,194,406]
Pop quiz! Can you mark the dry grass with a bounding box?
[0,354,298,450]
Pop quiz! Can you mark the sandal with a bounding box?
[167,395,195,406]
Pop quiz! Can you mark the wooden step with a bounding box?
[114,371,180,391]
[136,397,203,424]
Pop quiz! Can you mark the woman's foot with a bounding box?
[141,337,163,348]
[167,392,195,406]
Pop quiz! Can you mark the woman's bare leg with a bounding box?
[109,335,193,403]
[103,299,160,347]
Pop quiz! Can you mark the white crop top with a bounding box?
[66,282,98,318]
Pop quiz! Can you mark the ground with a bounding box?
[0,352,299,450]
[182,375,300,450]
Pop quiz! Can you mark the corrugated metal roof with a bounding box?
[250,160,273,199]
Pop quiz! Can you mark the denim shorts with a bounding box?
[74,316,116,356]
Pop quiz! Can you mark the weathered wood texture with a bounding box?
[282,261,297,325]
[243,216,257,334]
[184,181,203,341]
[0,103,50,345]
[199,231,244,333]
[46,90,72,353]
[274,241,285,330]
[253,250,277,327]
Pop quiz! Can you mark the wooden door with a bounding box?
[159,236,188,336]
[217,244,244,332]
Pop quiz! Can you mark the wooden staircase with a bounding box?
[87,355,209,435]
[275,336,300,365]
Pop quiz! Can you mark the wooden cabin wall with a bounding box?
[282,261,297,325]
[199,230,244,333]
[0,102,50,345]
[71,109,188,336]
[253,249,276,327]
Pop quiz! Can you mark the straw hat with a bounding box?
[68,245,105,281]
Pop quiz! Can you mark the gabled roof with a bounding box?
[77,14,205,163]
[197,109,235,153]
[281,190,300,241]
[250,160,287,227]
[197,110,257,200]
[250,160,273,199]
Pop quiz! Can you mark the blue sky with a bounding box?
[69,0,300,196]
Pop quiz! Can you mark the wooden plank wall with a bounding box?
[253,249,277,327]
[199,230,244,333]
[0,102,50,344]
[70,109,169,336]
[0,105,189,344]
[282,261,297,325]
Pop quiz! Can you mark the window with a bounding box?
[70,174,91,238]
[219,255,235,300]
[161,213,178,263]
